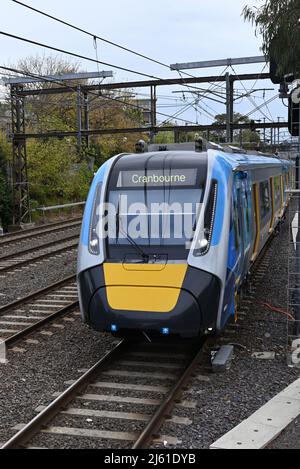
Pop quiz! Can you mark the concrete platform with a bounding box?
[210,378,300,449]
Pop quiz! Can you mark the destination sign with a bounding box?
[117,169,197,188]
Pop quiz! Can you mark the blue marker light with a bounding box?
[111,324,118,332]
[162,328,170,336]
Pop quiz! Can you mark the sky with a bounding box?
[0,0,290,141]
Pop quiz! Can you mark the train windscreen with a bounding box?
[105,152,208,260]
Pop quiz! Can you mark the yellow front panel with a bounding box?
[103,263,188,313]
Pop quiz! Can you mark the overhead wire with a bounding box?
[230,65,273,122]
[0,65,201,126]
[10,1,242,100]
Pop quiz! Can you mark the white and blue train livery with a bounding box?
[77,143,293,338]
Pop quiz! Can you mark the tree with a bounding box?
[89,92,148,162]
[243,0,300,77]
[0,134,12,228]
[5,55,150,212]
[27,138,91,206]
[211,113,260,143]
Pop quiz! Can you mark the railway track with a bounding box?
[0,220,81,260]
[0,275,78,348]
[1,339,209,449]
[0,218,82,247]
[0,235,79,275]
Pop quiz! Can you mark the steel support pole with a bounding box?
[150,86,157,144]
[226,73,234,143]
[174,129,180,143]
[77,86,82,153]
[11,85,31,225]
[83,91,90,149]
[270,127,273,146]
[230,78,234,142]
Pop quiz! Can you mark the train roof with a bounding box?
[214,150,292,170]
[123,149,292,172]
[132,141,293,171]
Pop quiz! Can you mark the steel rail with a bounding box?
[0,218,81,244]
[4,301,79,347]
[0,338,206,449]
[132,344,205,449]
[1,340,127,449]
[0,274,76,315]
[0,275,78,347]
[0,240,78,274]
[0,233,79,262]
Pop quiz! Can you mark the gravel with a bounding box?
[0,250,77,307]
[0,314,116,446]
[268,418,300,449]
[0,223,81,258]
[155,206,300,449]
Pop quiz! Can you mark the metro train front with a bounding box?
[77,150,229,338]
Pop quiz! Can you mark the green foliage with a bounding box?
[211,113,260,144]
[6,56,152,211]
[214,113,251,125]
[243,0,300,77]
[154,131,175,144]
[27,138,91,206]
[154,130,204,144]
[0,134,12,228]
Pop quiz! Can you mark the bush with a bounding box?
[27,138,92,206]
[0,135,12,229]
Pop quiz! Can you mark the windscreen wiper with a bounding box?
[116,199,149,262]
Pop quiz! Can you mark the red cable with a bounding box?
[260,302,295,321]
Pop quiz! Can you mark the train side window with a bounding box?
[244,188,250,233]
[259,181,270,219]
[274,176,281,207]
[233,198,239,250]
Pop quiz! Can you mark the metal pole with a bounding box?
[226,73,233,143]
[83,91,90,149]
[229,77,234,142]
[150,86,157,144]
[77,85,82,153]
[11,85,31,226]
[270,126,273,146]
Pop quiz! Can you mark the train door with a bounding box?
[236,187,245,278]
[237,176,251,281]
[224,175,249,326]
[252,183,260,261]
[270,177,275,232]
[280,175,285,217]
[233,173,250,285]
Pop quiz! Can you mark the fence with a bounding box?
[33,202,85,223]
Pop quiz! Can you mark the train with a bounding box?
[77,141,293,339]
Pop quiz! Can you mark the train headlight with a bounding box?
[89,182,103,256]
[195,180,218,256]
